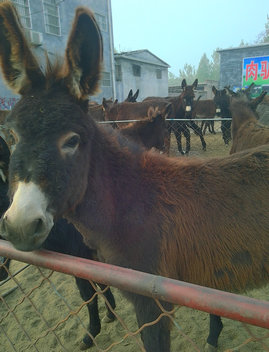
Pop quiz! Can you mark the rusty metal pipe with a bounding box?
[0,239,268,329]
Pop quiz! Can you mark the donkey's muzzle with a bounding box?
[0,214,53,251]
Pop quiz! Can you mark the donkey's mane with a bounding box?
[44,53,65,88]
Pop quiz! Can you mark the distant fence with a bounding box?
[1,240,269,351]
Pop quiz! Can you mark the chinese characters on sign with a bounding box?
[245,60,258,81]
[243,56,269,86]
[261,61,269,80]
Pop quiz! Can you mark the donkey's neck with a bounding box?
[67,125,154,250]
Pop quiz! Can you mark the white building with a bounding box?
[114,50,170,102]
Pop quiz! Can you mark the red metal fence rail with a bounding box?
[1,239,269,351]
[1,239,269,329]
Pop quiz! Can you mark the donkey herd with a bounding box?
[0,2,269,352]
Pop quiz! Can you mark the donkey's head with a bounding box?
[0,2,103,251]
[181,79,198,118]
[212,86,231,117]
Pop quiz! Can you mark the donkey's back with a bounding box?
[153,144,269,292]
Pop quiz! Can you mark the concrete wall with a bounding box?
[115,58,168,102]
[218,44,269,89]
[0,0,114,108]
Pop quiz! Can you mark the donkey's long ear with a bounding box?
[0,1,44,94]
[132,89,139,101]
[181,79,187,90]
[212,86,217,95]
[63,7,103,100]
[126,89,133,100]
[192,79,198,89]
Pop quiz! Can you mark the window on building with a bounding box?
[115,64,122,81]
[11,0,31,28]
[156,69,162,79]
[132,64,141,77]
[42,0,61,35]
[95,13,107,32]
[102,72,111,87]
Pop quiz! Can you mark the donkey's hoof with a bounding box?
[80,335,93,350]
[204,343,217,352]
[79,342,92,350]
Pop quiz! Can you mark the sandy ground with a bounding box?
[1,127,269,352]
[0,261,268,352]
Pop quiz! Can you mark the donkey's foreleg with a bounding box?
[210,121,216,134]
[171,121,184,155]
[205,314,223,351]
[201,120,206,135]
[221,120,231,145]
[98,283,116,322]
[134,295,171,352]
[75,277,102,349]
[182,124,191,154]
[189,121,206,151]
[0,257,11,281]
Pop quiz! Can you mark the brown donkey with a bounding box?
[119,105,171,151]
[0,3,269,352]
[230,98,269,154]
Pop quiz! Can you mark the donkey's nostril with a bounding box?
[33,218,45,236]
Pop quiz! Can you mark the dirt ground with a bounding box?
[0,260,268,352]
[1,127,269,352]
[168,122,231,159]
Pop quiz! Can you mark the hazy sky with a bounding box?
[111,0,269,75]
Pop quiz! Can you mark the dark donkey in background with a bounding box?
[166,79,206,155]
[212,86,232,145]
[175,79,206,153]
[125,88,139,102]
[213,86,267,146]
[0,3,269,352]
[143,79,207,155]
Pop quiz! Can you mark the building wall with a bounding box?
[115,58,168,102]
[218,44,269,89]
[0,0,114,108]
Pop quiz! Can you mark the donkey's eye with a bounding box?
[59,132,80,157]
[63,135,80,149]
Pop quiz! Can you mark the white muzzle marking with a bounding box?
[4,181,53,231]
